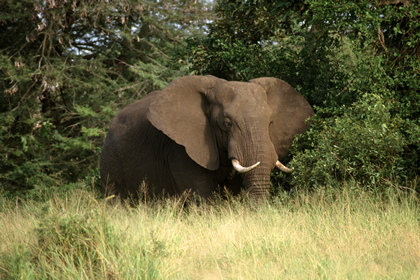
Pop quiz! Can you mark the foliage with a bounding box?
[0,0,212,196]
[292,94,413,189]
[188,0,419,191]
[291,0,419,190]
[187,0,308,80]
[1,0,418,195]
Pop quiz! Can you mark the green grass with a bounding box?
[0,186,419,279]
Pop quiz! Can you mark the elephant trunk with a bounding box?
[241,163,273,199]
[233,143,277,200]
[228,120,280,200]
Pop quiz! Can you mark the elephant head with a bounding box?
[147,75,313,198]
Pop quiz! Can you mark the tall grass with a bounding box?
[1,185,419,279]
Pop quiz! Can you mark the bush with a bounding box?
[292,93,416,190]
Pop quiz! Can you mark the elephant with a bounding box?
[100,75,314,201]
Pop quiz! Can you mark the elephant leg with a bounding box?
[167,143,217,197]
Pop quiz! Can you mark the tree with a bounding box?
[0,0,213,196]
[187,0,308,80]
[292,0,419,190]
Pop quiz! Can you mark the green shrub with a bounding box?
[291,93,416,190]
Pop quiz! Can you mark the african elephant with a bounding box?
[100,75,313,201]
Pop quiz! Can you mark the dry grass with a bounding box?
[0,186,419,279]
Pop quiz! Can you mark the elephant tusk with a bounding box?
[276,160,294,173]
[231,159,260,173]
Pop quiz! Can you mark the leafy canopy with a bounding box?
[0,0,213,196]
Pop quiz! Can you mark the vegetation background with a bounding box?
[0,0,419,278]
[0,0,418,196]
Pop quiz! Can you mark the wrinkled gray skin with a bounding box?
[100,76,313,201]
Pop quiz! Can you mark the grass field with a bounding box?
[0,186,419,279]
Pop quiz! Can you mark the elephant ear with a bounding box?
[147,75,224,170]
[249,77,314,158]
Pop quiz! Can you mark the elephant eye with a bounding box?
[223,118,232,130]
